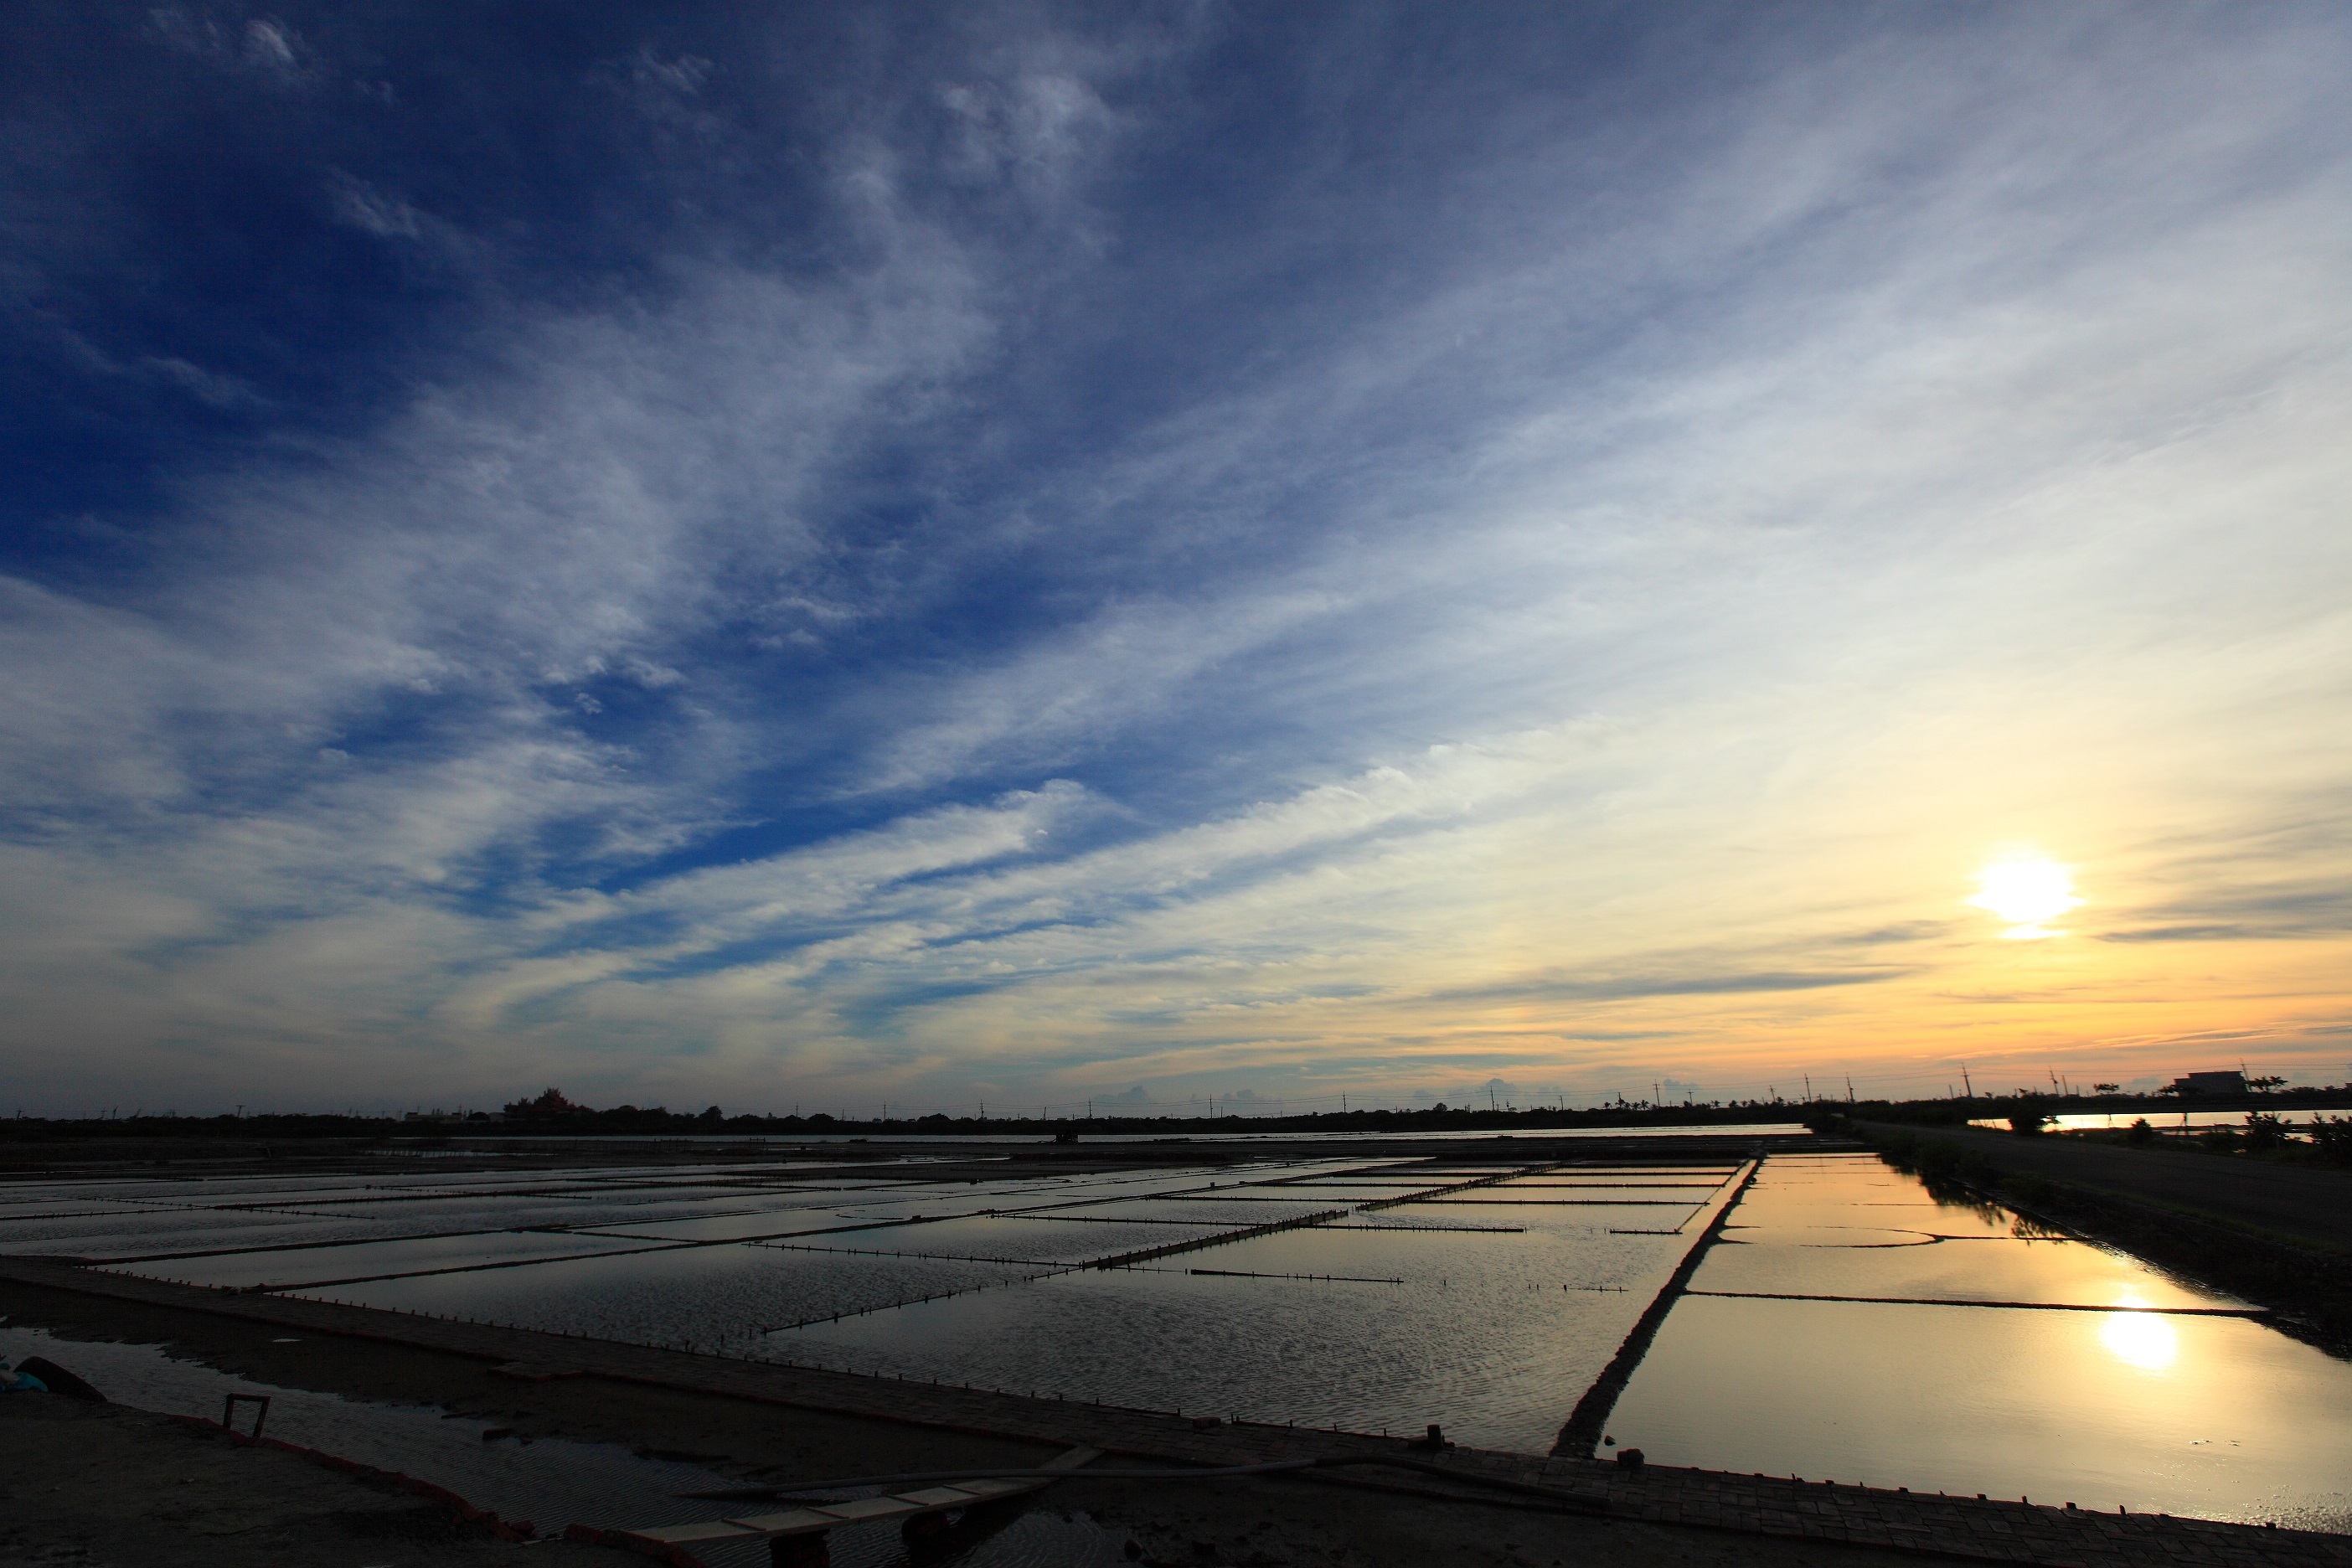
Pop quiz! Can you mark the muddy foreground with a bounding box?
[0,1395,637,1568]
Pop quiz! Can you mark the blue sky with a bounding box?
[4,3,2350,1116]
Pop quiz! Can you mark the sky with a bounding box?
[4,3,2349,1118]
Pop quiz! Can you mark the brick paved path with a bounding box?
[4,1255,2345,1567]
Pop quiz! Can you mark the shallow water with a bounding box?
[27,1152,1719,1451]
[306,1244,1062,1349]
[1605,1153,2352,1532]
[14,1144,2350,1533]
[767,1214,1236,1263]
[1701,1161,2235,1308]
[776,1214,1694,1450]
[121,1230,675,1291]
[1970,1109,2341,1132]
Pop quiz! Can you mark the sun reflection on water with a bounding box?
[2099,1296,2179,1371]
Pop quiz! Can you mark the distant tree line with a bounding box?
[8,1094,1818,1141]
[8,1080,2344,1142]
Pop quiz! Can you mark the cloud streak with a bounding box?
[3,6,2350,1112]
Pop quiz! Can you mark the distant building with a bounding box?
[2164,1070,2246,1096]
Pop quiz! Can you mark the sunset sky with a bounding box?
[4,5,2349,1117]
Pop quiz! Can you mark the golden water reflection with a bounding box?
[1607,1153,2352,1532]
[2098,1302,2179,1370]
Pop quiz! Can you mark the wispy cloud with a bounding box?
[3,7,2350,1112]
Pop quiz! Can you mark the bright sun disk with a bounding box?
[1968,853,2081,937]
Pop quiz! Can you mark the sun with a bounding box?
[1968,852,2081,938]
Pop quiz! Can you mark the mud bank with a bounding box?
[0,1395,637,1568]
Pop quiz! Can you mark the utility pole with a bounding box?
[1803,1074,1812,1102]
[1960,1064,1973,1098]
[1844,1075,1854,1103]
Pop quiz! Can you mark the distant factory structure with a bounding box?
[2164,1070,2247,1096]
